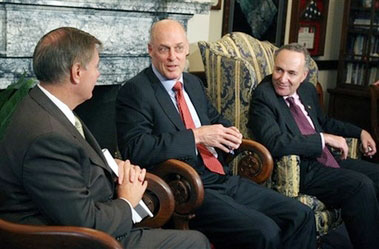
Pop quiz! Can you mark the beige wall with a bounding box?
[187,0,224,72]
[187,0,345,106]
[312,0,344,106]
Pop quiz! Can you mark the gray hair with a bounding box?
[274,43,311,71]
[33,27,102,84]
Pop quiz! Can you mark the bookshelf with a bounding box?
[328,0,379,133]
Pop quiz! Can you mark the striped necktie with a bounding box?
[74,116,85,138]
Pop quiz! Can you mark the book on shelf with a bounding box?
[346,63,353,84]
[369,67,379,84]
[353,35,365,58]
[353,18,370,26]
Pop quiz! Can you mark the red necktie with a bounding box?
[173,81,225,175]
[286,97,339,168]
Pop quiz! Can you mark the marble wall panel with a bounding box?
[0,0,210,88]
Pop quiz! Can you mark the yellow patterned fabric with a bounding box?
[271,155,300,197]
[198,32,343,237]
[296,194,342,236]
[198,32,319,139]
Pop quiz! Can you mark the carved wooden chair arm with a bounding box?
[152,159,204,215]
[137,172,175,228]
[0,218,123,249]
[234,139,274,184]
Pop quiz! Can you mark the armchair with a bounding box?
[197,32,363,236]
[0,172,175,249]
[0,219,123,249]
[152,138,273,230]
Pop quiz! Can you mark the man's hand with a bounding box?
[192,125,243,153]
[360,130,377,157]
[116,160,147,207]
[323,133,349,160]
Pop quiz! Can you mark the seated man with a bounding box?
[116,19,317,249]
[248,43,379,248]
[0,27,210,249]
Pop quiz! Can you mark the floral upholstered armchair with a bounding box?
[198,32,361,237]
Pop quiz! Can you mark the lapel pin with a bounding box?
[307,105,311,109]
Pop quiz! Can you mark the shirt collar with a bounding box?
[283,92,300,101]
[152,64,184,93]
[37,84,76,126]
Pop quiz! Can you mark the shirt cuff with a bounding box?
[119,198,142,224]
[320,133,325,149]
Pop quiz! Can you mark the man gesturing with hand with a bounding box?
[116,19,317,249]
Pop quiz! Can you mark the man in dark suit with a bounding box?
[116,19,317,249]
[248,43,379,248]
[0,26,210,249]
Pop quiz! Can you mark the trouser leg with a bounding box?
[340,158,379,202]
[230,177,317,249]
[190,176,316,249]
[122,228,211,249]
[300,162,379,249]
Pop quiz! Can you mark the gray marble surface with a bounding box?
[0,0,211,88]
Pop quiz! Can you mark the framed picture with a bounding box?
[211,0,222,10]
[298,26,316,49]
[289,0,329,56]
[221,0,288,47]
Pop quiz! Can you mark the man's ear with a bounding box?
[147,43,153,57]
[301,70,309,83]
[185,42,189,56]
[70,62,81,84]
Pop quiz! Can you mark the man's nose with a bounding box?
[278,72,288,83]
[168,48,175,60]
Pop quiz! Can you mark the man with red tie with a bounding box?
[116,19,317,249]
[248,43,379,248]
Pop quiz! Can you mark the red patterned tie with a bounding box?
[286,97,339,168]
[173,81,225,175]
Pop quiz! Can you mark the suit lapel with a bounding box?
[146,67,186,130]
[29,87,112,176]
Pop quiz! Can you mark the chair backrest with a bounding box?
[0,218,124,249]
[198,32,319,138]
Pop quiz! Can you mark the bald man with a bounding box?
[116,19,317,249]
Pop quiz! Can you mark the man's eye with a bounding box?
[175,46,184,53]
[158,47,169,53]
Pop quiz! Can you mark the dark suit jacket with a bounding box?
[0,87,133,238]
[248,75,362,165]
[116,66,231,178]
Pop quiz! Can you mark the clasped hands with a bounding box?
[115,159,147,207]
[192,124,243,153]
[323,129,376,160]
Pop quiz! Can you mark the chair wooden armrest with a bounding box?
[152,159,204,229]
[0,173,175,249]
[233,139,274,184]
[137,172,175,228]
[0,218,123,249]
